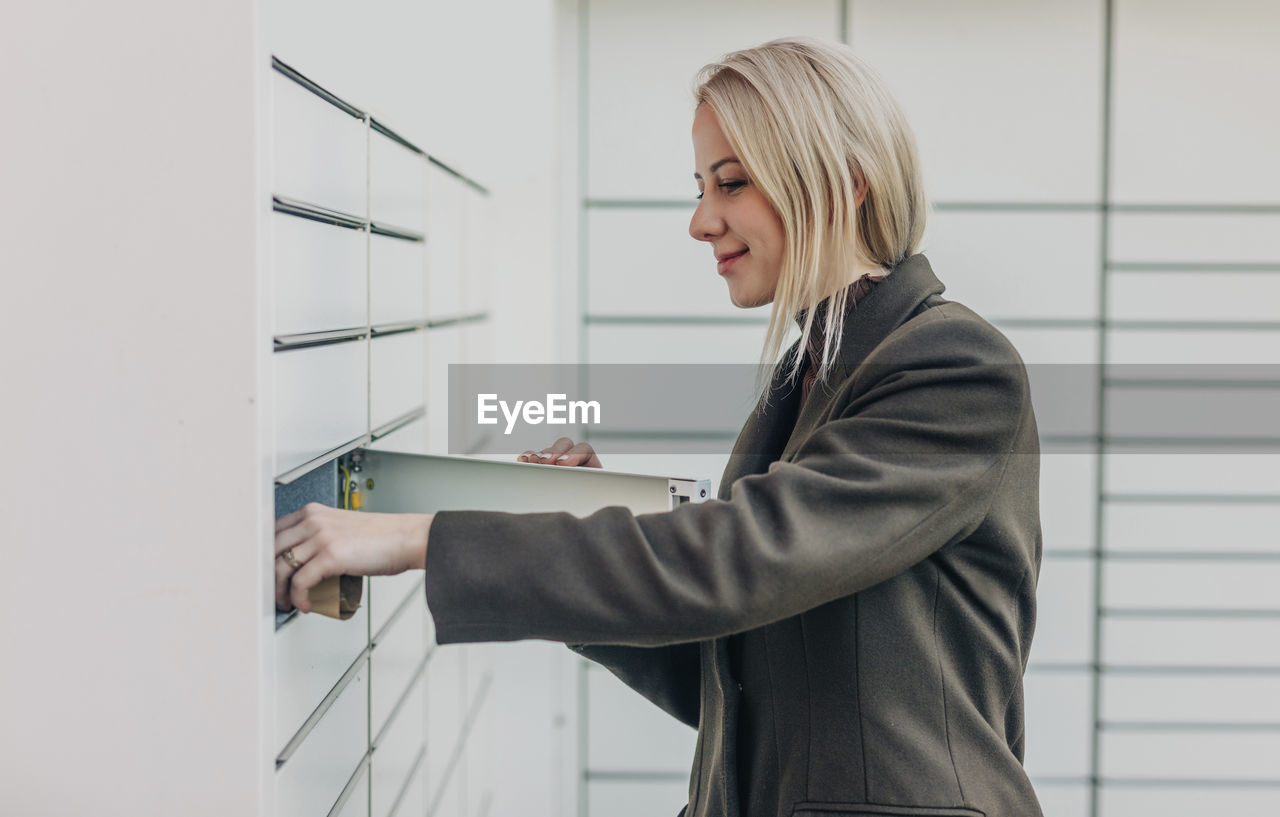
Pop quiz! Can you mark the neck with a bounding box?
[799,260,887,314]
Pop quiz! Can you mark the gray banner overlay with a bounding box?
[447,364,1280,456]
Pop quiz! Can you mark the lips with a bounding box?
[716,249,748,275]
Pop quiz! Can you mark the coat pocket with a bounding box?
[792,802,985,817]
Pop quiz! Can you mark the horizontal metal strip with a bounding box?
[1105,493,1280,505]
[1102,551,1280,562]
[1028,775,1092,786]
[426,155,489,196]
[1100,777,1280,789]
[1027,662,1096,674]
[1038,435,1280,451]
[271,56,364,119]
[1109,262,1280,273]
[371,575,428,645]
[426,312,489,330]
[1103,665,1280,676]
[1103,608,1280,619]
[584,770,690,782]
[992,317,1280,331]
[274,327,368,351]
[385,741,428,817]
[370,117,425,156]
[1106,319,1280,331]
[1028,550,1280,561]
[370,221,425,242]
[372,647,434,749]
[1033,663,1280,676]
[1098,436,1280,449]
[371,322,427,338]
[325,751,372,817]
[1109,203,1280,214]
[585,313,768,326]
[370,406,426,442]
[1102,721,1280,733]
[272,195,367,230]
[1104,378,1280,390]
[427,672,494,817]
[277,648,371,767]
[275,435,372,486]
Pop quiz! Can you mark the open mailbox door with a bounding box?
[350,447,712,817]
[356,449,712,516]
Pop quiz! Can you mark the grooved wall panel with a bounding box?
[1110,0,1280,204]
[572,3,1280,815]
[848,0,1105,203]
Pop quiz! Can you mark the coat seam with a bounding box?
[933,561,966,804]
[800,615,813,804]
[762,627,784,813]
[856,592,868,803]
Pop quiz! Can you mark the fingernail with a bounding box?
[557,454,570,461]
[540,453,554,459]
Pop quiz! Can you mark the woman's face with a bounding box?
[689,104,786,309]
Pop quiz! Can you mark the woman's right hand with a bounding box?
[517,436,603,468]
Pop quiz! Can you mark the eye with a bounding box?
[718,180,747,193]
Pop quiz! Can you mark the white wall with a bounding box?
[1,2,265,815]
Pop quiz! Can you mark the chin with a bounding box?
[727,285,772,310]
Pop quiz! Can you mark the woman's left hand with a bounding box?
[274,503,433,613]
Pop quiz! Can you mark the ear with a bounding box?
[852,170,868,208]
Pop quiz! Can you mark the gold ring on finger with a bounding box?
[282,548,303,569]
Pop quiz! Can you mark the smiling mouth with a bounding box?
[717,250,748,275]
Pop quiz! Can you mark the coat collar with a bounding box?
[717,254,946,498]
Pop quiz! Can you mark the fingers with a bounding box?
[275,503,326,554]
[290,554,331,615]
[275,539,316,610]
[555,441,603,468]
[518,437,578,464]
[275,506,305,533]
[274,504,325,610]
[275,551,296,611]
[275,516,313,558]
[274,505,430,613]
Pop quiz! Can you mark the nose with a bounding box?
[688,196,723,243]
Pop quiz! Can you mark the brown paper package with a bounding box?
[308,574,363,620]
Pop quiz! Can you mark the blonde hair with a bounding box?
[693,37,928,386]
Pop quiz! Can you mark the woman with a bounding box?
[276,37,1043,817]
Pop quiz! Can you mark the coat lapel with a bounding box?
[715,345,805,500]
[782,254,946,461]
[717,255,946,498]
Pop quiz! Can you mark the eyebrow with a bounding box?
[693,157,742,180]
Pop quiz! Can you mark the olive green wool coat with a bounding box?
[426,254,1044,817]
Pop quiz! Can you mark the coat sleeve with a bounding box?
[423,314,1030,647]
